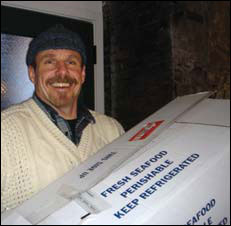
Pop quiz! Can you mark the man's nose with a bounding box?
[56,61,68,76]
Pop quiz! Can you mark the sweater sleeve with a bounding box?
[107,116,125,138]
[1,118,8,213]
[1,155,7,213]
[1,146,7,189]
[90,111,125,144]
[1,110,37,212]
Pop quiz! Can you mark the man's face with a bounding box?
[29,49,86,109]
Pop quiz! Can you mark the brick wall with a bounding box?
[103,1,230,130]
[171,1,230,99]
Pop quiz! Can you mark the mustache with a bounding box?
[46,75,78,85]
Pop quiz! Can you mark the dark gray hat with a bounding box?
[26,24,87,66]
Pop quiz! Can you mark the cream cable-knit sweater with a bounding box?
[1,99,124,212]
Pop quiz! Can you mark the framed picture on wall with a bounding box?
[1,5,95,111]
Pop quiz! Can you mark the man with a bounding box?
[1,24,124,212]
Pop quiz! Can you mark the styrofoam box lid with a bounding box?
[176,98,230,127]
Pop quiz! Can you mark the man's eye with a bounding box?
[67,61,77,65]
[44,60,54,64]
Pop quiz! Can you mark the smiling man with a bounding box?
[1,25,124,212]
[29,49,85,119]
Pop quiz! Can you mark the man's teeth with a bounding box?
[51,83,70,88]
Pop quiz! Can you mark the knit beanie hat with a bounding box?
[26,24,87,66]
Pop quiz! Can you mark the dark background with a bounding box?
[103,1,230,130]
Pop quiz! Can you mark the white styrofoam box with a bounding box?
[84,123,230,225]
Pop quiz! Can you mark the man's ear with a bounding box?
[28,65,36,84]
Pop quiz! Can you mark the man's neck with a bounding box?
[52,105,77,120]
[34,94,78,120]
